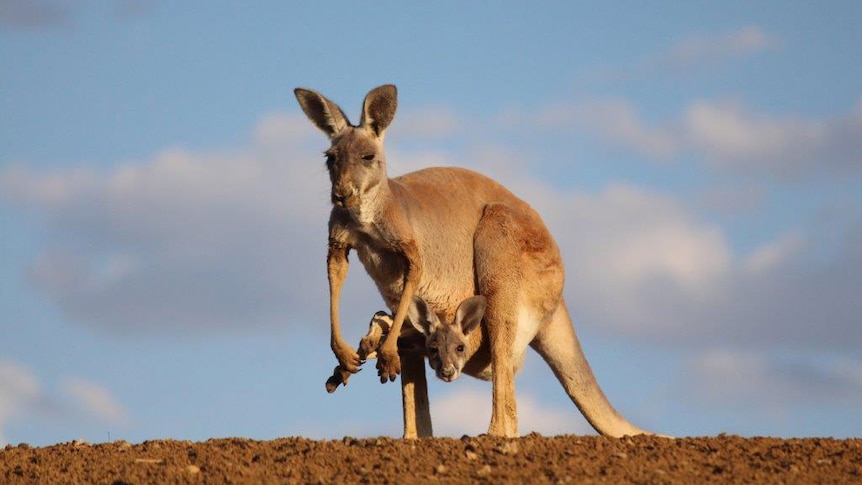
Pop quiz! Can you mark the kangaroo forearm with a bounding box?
[384,276,419,349]
[327,243,350,347]
[383,249,423,349]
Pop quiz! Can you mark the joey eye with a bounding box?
[324,154,335,166]
[361,154,375,162]
[456,345,465,353]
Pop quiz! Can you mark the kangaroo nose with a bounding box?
[332,192,347,206]
[441,366,456,378]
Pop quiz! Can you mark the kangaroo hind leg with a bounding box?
[474,203,530,438]
[530,301,651,437]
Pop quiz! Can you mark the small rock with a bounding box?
[465,450,479,461]
[72,439,89,448]
[185,465,201,474]
[476,464,492,478]
[135,458,164,464]
[435,464,448,475]
[613,452,628,459]
[495,441,519,455]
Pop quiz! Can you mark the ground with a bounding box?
[2,434,860,484]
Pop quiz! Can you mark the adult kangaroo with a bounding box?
[294,84,652,438]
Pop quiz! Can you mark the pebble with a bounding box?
[185,464,201,474]
[476,464,492,478]
[495,441,519,455]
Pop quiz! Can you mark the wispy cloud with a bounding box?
[0,0,71,30]
[531,99,679,159]
[588,26,777,82]
[62,378,128,425]
[665,26,776,68]
[0,361,127,445]
[388,106,465,141]
[683,98,862,175]
[524,96,862,177]
[685,349,862,406]
[0,361,40,445]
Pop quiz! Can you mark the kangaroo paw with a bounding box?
[325,365,353,393]
[376,345,401,383]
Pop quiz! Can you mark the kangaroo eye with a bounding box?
[428,347,438,355]
[456,345,465,353]
[324,154,335,166]
[361,154,375,161]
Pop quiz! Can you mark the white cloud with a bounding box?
[431,386,592,437]
[62,378,128,425]
[552,185,732,289]
[1,115,337,335]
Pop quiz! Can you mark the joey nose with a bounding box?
[332,192,347,206]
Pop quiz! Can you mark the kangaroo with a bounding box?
[293,84,654,438]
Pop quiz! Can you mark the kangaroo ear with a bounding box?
[455,296,485,336]
[294,88,351,138]
[360,84,397,138]
[407,296,438,337]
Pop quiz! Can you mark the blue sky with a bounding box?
[1,1,861,445]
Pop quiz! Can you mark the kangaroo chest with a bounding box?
[351,230,409,309]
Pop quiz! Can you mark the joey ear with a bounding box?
[455,296,485,336]
[407,296,438,337]
[360,84,397,138]
[293,87,351,138]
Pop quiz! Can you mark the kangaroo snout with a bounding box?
[439,365,458,381]
[331,190,358,208]
[332,192,347,206]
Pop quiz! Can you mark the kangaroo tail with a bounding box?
[531,300,657,438]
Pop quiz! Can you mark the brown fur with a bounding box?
[294,85,658,438]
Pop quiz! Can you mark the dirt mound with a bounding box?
[2,434,860,484]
